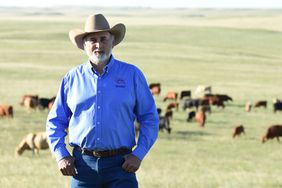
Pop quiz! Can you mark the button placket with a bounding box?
[95,76,103,144]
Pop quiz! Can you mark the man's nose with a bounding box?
[95,41,100,48]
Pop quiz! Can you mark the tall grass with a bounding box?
[0,7,282,188]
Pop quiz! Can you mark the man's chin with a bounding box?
[91,56,110,64]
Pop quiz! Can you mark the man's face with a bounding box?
[83,31,114,64]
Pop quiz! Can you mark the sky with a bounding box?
[1,0,282,9]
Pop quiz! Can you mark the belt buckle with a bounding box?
[93,151,102,157]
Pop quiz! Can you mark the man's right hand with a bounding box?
[58,156,76,176]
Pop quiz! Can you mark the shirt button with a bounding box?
[98,90,101,93]
[97,138,100,141]
[98,106,100,109]
[97,122,100,125]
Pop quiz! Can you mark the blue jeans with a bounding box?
[71,147,138,188]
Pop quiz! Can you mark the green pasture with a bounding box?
[0,7,282,188]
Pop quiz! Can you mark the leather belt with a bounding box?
[75,146,131,158]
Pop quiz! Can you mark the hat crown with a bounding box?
[85,14,110,32]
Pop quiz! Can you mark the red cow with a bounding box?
[0,105,13,118]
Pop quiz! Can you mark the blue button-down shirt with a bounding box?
[46,56,159,162]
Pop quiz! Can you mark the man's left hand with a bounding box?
[122,154,141,173]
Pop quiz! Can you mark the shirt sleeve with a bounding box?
[132,68,159,160]
[46,74,72,162]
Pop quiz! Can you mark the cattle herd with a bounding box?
[1,84,282,156]
[0,94,55,156]
[149,82,282,143]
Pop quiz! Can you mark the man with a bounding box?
[46,14,159,188]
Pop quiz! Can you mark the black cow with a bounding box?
[180,90,191,100]
[274,99,282,113]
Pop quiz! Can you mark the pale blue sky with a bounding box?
[1,0,282,8]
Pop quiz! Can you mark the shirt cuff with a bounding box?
[54,146,71,162]
[132,145,148,161]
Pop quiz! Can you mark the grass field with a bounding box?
[0,7,282,188]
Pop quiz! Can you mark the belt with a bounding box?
[75,146,131,158]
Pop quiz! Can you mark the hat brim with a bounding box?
[69,23,126,50]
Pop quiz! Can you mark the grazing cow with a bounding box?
[166,102,179,111]
[15,132,49,156]
[159,116,171,134]
[163,91,178,102]
[0,105,13,118]
[165,110,173,120]
[20,95,39,110]
[180,90,191,100]
[254,100,267,108]
[245,101,252,112]
[195,85,212,96]
[195,111,206,127]
[186,111,196,122]
[149,83,161,95]
[232,125,245,138]
[205,94,233,103]
[262,125,282,143]
[273,99,282,113]
[204,95,225,108]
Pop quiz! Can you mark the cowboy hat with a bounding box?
[69,14,126,50]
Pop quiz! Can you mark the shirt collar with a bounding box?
[84,55,115,76]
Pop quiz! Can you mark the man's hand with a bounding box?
[122,154,141,173]
[58,156,76,176]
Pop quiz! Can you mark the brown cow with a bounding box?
[149,83,161,96]
[163,91,178,102]
[15,132,49,156]
[254,100,267,108]
[195,111,206,127]
[232,125,245,138]
[205,96,225,108]
[262,125,282,143]
[0,105,13,118]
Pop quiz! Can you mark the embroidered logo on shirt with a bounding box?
[115,78,126,88]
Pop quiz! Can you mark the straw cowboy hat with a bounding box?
[69,14,126,50]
